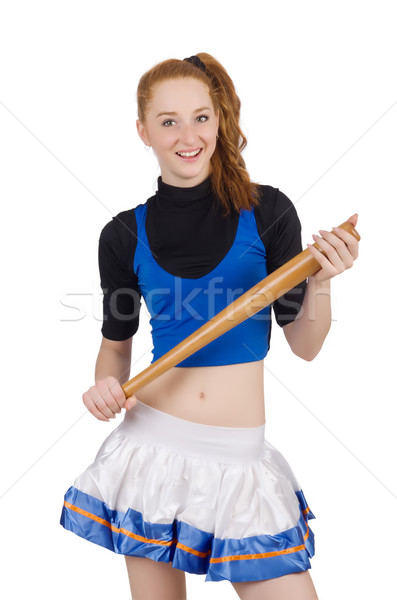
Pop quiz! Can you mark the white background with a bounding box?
[0,1,396,598]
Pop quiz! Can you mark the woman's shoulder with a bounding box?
[98,207,140,265]
[254,183,299,222]
[99,189,156,252]
[252,183,302,255]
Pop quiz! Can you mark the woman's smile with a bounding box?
[175,147,203,161]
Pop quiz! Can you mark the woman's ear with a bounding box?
[136,119,150,146]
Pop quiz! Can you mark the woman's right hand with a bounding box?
[82,375,138,421]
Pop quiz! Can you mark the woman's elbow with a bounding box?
[298,350,319,362]
[290,346,319,362]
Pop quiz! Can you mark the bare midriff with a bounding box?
[134,359,266,427]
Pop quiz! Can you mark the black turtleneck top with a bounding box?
[98,175,307,342]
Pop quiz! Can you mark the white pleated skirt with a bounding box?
[60,399,315,583]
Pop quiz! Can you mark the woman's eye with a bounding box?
[161,115,209,127]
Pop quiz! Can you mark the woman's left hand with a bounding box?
[306,213,359,284]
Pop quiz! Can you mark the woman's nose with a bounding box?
[180,125,197,144]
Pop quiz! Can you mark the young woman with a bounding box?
[60,53,359,600]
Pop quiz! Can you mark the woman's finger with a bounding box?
[318,229,355,268]
[105,376,127,411]
[331,226,359,260]
[124,394,138,411]
[89,386,117,419]
[307,242,337,276]
[99,380,122,414]
[82,392,110,422]
[312,234,346,272]
[96,377,125,414]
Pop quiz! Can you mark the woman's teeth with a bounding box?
[176,149,201,157]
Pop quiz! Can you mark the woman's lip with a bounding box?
[175,148,203,161]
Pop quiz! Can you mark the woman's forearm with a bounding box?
[284,276,332,361]
[95,346,131,385]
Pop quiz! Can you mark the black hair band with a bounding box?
[183,55,207,74]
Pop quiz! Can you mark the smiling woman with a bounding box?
[60,52,358,600]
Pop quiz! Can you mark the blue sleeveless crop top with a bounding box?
[133,201,270,367]
[98,176,307,366]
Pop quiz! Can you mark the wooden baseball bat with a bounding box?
[122,219,360,399]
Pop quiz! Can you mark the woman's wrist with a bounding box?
[307,274,331,290]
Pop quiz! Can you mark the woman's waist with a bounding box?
[120,399,267,463]
[133,360,266,427]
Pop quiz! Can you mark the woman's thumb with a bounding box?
[124,395,138,411]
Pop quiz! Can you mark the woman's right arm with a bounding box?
[82,336,138,421]
[91,210,141,421]
[95,336,132,384]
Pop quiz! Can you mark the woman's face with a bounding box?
[137,78,219,188]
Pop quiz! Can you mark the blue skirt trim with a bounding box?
[60,485,315,583]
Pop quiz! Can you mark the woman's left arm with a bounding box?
[283,213,359,361]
